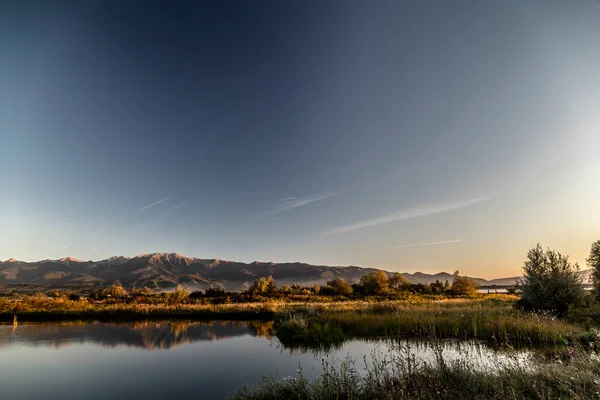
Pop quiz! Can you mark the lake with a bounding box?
[0,321,530,400]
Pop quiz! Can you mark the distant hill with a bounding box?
[0,253,532,291]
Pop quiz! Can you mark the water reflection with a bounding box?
[0,321,538,400]
[0,320,274,350]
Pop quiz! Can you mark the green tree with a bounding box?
[450,271,479,297]
[326,277,353,296]
[360,271,389,295]
[587,240,600,300]
[517,244,585,316]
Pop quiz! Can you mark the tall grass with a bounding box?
[0,296,516,321]
[1,296,593,349]
[231,344,600,400]
[276,301,591,347]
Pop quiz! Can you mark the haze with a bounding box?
[1,1,599,279]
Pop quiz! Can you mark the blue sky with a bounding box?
[1,1,599,278]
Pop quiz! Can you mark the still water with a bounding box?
[0,321,528,400]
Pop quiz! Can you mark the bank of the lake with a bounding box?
[1,296,595,348]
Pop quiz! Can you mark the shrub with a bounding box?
[325,277,353,296]
[517,244,585,316]
[249,276,277,296]
[450,271,479,297]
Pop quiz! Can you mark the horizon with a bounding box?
[2,1,599,279]
[1,249,593,281]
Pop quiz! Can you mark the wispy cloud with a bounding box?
[64,243,71,248]
[281,197,295,201]
[160,202,187,216]
[325,197,491,235]
[394,239,462,249]
[139,197,169,211]
[253,193,339,219]
[367,239,462,251]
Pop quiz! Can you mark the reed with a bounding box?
[231,344,600,400]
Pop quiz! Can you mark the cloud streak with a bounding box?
[281,197,295,201]
[64,243,71,248]
[325,197,491,235]
[160,202,187,216]
[139,197,169,211]
[367,239,462,251]
[253,193,339,219]
[394,239,462,249]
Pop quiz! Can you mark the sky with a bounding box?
[1,1,599,278]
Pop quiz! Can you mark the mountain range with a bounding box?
[0,253,521,291]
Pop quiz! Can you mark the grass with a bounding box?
[1,295,594,348]
[0,295,514,321]
[275,299,592,348]
[231,343,600,400]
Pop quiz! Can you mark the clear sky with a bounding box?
[1,1,599,278]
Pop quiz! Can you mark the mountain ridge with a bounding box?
[1,252,525,290]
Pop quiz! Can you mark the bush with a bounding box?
[517,244,585,316]
[450,271,479,297]
[325,277,353,296]
[360,271,389,295]
[249,276,277,297]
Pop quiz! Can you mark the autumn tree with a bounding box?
[168,285,190,303]
[249,276,277,296]
[101,284,128,299]
[388,272,410,292]
[360,271,389,295]
[325,277,353,296]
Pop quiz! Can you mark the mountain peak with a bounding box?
[5,258,19,263]
[59,257,82,263]
[106,256,130,262]
[135,252,195,264]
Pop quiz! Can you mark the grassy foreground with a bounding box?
[275,298,592,348]
[231,345,600,400]
[1,295,593,348]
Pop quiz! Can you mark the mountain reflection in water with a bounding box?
[0,320,274,350]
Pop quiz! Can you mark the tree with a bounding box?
[141,286,153,295]
[388,272,410,292]
[312,284,320,295]
[587,240,600,300]
[430,279,446,295]
[325,277,353,296]
[249,276,277,296]
[450,271,479,297]
[169,285,189,303]
[205,286,226,297]
[102,284,128,299]
[360,271,389,295]
[517,244,585,316]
